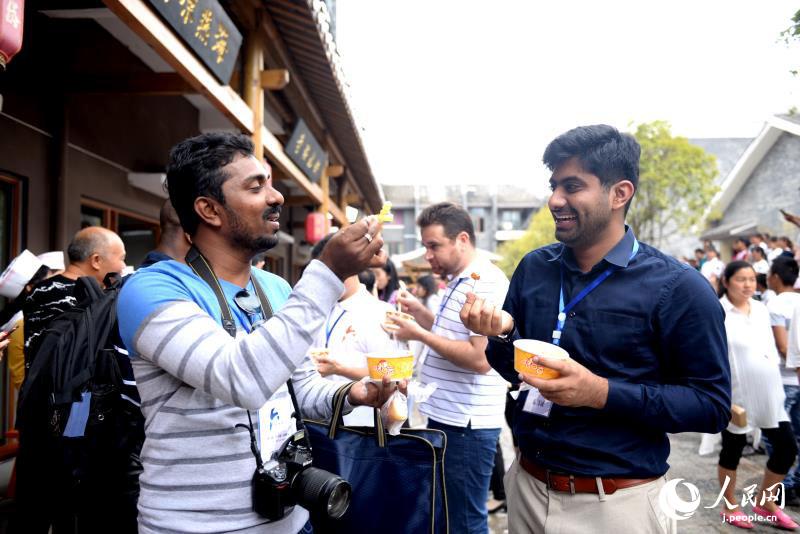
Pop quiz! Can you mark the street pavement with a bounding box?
[489,430,800,533]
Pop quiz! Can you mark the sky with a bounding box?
[334,1,800,196]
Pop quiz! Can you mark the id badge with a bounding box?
[257,384,296,463]
[521,387,553,418]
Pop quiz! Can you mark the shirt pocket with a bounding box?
[584,310,656,378]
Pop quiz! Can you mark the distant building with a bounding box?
[658,137,752,258]
[381,184,543,255]
[700,115,800,257]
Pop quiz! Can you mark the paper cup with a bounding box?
[513,339,569,379]
[366,350,414,381]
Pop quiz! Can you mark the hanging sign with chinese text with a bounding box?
[286,119,328,183]
[145,0,242,85]
[0,0,24,69]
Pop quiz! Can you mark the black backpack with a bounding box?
[15,274,143,533]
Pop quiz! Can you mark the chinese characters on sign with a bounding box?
[146,0,242,84]
[286,120,329,183]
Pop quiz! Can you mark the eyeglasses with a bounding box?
[235,289,265,328]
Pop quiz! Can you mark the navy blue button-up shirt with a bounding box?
[487,228,731,478]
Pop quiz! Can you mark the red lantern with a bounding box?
[0,0,24,70]
[305,212,327,245]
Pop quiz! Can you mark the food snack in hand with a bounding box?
[387,394,408,423]
[377,201,394,223]
[470,272,480,281]
[383,310,414,331]
[308,347,329,362]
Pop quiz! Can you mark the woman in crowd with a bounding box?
[373,259,400,305]
[717,261,799,530]
[414,274,442,314]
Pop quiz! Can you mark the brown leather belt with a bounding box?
[519,456,658,495]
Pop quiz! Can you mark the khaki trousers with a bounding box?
[504,459,677,534]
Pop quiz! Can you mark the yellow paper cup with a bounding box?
[366,350,414,381]
[513,339,569,379]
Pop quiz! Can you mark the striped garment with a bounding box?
[419,258,510,429]
[117,259,345,534]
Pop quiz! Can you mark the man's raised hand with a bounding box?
[319,216,387,280]
[459,292,513,337]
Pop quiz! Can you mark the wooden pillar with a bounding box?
[243,33,263,161]
[319,167,329,232]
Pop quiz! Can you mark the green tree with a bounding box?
[627,121,719,247]
[497,205,555,278]
[781,9,800,77]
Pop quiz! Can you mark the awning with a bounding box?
[391,247,503,275]
[700,219,763,241]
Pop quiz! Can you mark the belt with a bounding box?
[519,456,658,495]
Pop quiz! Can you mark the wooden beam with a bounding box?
[103,0,349,225]
[103,0,253,132]
[326,164,344,178]
[243,32,264,162]
[283,196,315,207]
[261,69,290,90]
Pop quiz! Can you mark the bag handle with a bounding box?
[327,381,386,448]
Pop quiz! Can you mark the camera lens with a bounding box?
[292,466,352,519]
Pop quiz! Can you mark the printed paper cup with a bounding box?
[513,339,569,379]
[366,350,414,381]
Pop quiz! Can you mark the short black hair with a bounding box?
[543,124,640,212]
[750,246,765,258]
[694,248,705,255]
[310,233,334,260]
[166,132,254,235]
[417,202,475,245]
[358,269,375,293]
[771,257,799,286]
[756,273,768,290]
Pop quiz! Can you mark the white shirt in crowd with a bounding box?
[720,295,788,434]
[418,257,509,429]
[752,259,771,275]
[701,257,724,281]
[767,291,800,386]
[787,304,800,371]
[308,284,395,426]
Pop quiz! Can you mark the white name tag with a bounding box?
[521,387,552,417]
[258,384,296,463]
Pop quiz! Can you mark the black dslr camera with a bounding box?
[253,429,351,521]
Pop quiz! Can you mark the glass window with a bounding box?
[117,214,159,269]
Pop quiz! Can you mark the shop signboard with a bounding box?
[145,0,242,84]
[286,119,328,183]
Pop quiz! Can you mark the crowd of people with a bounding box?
[679,223,800,529]
[4,124,794,533]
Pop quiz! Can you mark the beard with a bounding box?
[226,204,281,254]
[553,202,613,250]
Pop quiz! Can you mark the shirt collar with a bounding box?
[449,256,485,285]
[558,225,637,272]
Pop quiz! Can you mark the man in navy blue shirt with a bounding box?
[461,125,731,533]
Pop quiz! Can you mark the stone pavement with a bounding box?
[489,430,800,533]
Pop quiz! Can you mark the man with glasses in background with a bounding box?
[117,132,400,534]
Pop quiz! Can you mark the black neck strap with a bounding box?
[185,246,307,438]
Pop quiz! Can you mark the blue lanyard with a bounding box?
[325,309,347,348]
[552,239,639,346]
[434,277,465,327]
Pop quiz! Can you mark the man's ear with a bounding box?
[88,253,103,272]
[610,180,635,211]
[195,197,224,229]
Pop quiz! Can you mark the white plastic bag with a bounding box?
[381,389,408,436]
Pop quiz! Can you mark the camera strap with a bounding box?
[185,246,309,456]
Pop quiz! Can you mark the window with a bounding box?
[80,199,159,268]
